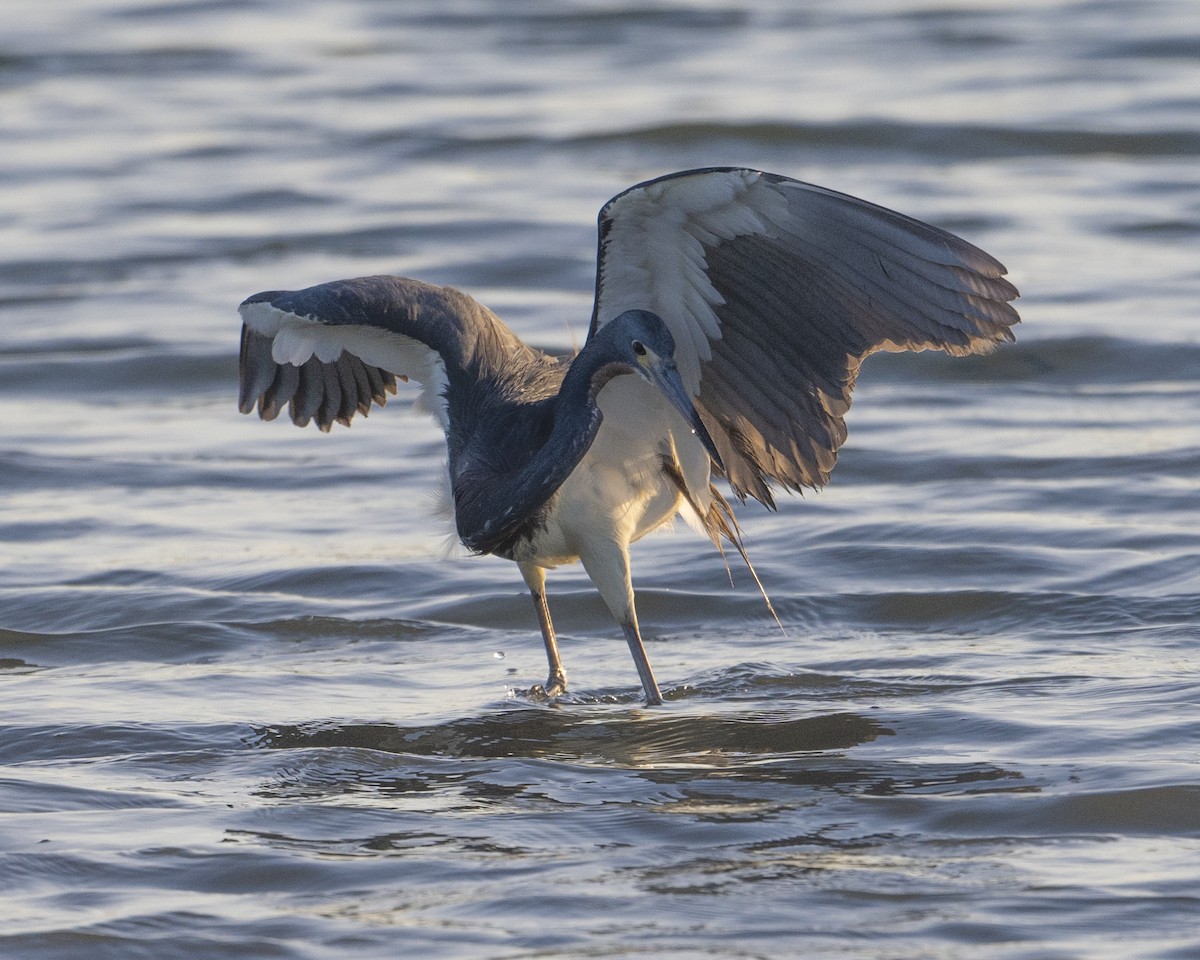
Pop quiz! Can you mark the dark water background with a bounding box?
[2,1,1199,957]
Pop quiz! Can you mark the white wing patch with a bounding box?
[596,169,791,395]
[239,299,451,432]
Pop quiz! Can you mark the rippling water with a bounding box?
[2,1,1199,958]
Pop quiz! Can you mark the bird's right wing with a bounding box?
[238,275,517,433]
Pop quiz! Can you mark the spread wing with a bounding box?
[590,167,1020,504]
[237,274,569,553]
[238,275,519,433]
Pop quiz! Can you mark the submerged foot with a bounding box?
[527,674,567,701]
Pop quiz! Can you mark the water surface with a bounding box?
[2,1,1199,958]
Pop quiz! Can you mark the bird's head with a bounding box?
[605,310,724,470]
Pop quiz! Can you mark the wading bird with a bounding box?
[238,167,1019,705]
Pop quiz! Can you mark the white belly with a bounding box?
[512,374,711,568]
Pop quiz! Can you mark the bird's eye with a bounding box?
[631,340,646,356]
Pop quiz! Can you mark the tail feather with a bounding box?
[659,454,785,635]
[701,485,786,637]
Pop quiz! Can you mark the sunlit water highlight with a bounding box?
[2,2,1199,958]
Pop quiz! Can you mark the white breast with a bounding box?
[512,374,713,569]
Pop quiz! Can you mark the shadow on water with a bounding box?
[246,661,1036,814]
[249,664,1030,813]
[240,698,1029,866]
[255,706,888,770]
[252,710,1025,804]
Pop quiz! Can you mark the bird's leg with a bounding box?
[519,562,566,698]
[530,590,568,698]
[619,617,663,707]
[579,545,664,706]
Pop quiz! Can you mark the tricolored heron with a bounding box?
[238,167,1019,705]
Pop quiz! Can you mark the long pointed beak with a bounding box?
[647,359,725,472]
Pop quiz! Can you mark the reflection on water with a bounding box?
[2,0,1199,958]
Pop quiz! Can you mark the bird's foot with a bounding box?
[527,674,567,701]
[642,687,664,707]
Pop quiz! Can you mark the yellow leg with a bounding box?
[578,544,664,706]
[520,562,566,698]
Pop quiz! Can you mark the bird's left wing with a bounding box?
[590,167,1020,504]
[238,275,515,433]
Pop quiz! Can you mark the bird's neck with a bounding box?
[454,347,626,557]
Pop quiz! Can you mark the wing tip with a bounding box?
[237,323,397,431]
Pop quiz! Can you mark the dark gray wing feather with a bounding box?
[236,275,524,433]
[239,322,399,430]
[590,167,1020,503]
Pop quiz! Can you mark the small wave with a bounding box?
[864,335,1200,387]
[406,120,1200,162]
[917,783,1200,838]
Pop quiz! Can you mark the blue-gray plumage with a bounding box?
[238,167,1020,705]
